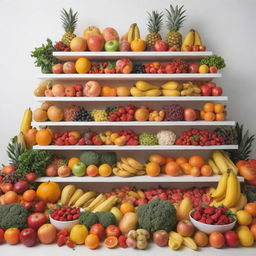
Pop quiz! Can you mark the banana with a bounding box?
[135,81,158,91]
[120,162,138,174]
[136,170,146,175]
[162,89,181,96]
[223,171,239,208]
[127,23,136,43]
[222,151,238,175]
[120,157,129,165]
[60,185,76,205]
[83,197,95,208]
[181,29,195,51]
[74,191,96,207]
[161,81,180,90]
[127,191,140,198]
[194,30,202,46]
[211,172,229,199]
[126,157,144,170]
[113,167,133,177]
[92,195,118,212]
[208,158,221,175]
[68,188,84,206]
[85,193,106,211]
[20,108,32,134]
[182,237,198,250]
[169,232,183,244]
[144,89,162,96]
[133,24,140,40]
[17,132,27,151]
[168,238,182,250]
[130,87,145,97]
[229,193,247,213]
[137,190,145,199]
[212,150,229,174]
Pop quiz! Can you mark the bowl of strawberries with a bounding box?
[189,205,237,234]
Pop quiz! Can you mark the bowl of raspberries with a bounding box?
[189,205,237,234]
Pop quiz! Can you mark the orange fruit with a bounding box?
[120,202,135,214]
[23,189,37,202]
[98,164,112,177]
[201,164,213,176]
[130,39,146,51]
[101,86,117,97]
[250,224,256,240]
[85,234,100,249]
[149,154,166,166]
[68,157,80,169]
[193,231,209,247]
[38,224,57,244]
[209,231,225,248]
[165,161,182,176]
[4,228,20,245]
[189,156,205,168]
[75,57,91,74]
[104,236,118,249]
[176,156,187,166]
[36,182,61,203]
[191,167,201,177]
[203,103,214,112]
[245,202,256,217]
[86,165,99,177]
[3,191,18,204]
[146,162,161,177]
[214,104,225,113]
[200,110,206,119]
[36,129,52,146]
[216,112,225,121]
[251,217,256,226]
[165,156,175,163]
[236,160,247,168]
[204,112,215,121]
[180,162,192,175]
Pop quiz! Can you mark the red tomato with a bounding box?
[89,224,105,240]
[105,225,121,238]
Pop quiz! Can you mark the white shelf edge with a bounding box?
[32,121,236,127]
[35,175,244,183]
[34,96,229,102]
[33,145,238,151]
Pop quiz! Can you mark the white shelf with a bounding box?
[37,73,221,81]
[35,175,244,183]
[34,96,229,102]
[32,121,236,127]
[53,51,213,61]
[33,145,238,151]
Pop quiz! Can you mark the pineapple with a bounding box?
[165,5,186,50]
[60,8,78,46]
[7,135,26,166]
[145,10,164,51]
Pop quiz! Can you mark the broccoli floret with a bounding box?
[79,211,98,228]
[95,212,116,227]
[0,204,28,230]
[136,198,177,234]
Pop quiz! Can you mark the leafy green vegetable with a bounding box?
[16,149,51,177]
[79,211,98,228]
[100,152,117,166]
[136,198,177,234]
[243,184,256,202]
[31,38,59,73]
[199,55,226,69]
[0,204,28,230]
[95,212,117,227]
[80,151,100,166]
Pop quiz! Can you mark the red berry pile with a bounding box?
[118,129,139,145]
[54,41,70,51]
[192,205,235,225]
[145,62,165,74]
[175,129,225,146]
[165,59,188,74]
[51,206,80,221]
[56,229,75,248]
[108,105,136,122]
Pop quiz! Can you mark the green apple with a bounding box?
[104,40,119,52]
[72,162,86,177]
[110,207,123,222]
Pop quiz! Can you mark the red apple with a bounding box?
[116,58,133,74]
[76,91,83,97]
[183,45,192,51]
[20,228,37,247]
[184,108,197,121]
[102,27,119,41]
[199,45,206,51]
[153,230,169,247]
[200,84,212,96]
[63,61,76,74]
[25,173,37,182]
[225,231,240,247]
[209,65,218,73]
[13,180,28,194]
[34,200,47,212]
[188,63,199,73]
[21,201,33,211]
[84,81,101,97]
[83,26,101,40]
[87,34,105,51]
[212,86,223,96]
[1,165,15,174]
[0,182,13,193]
[74,84,83,92]
[207,82,216,88]
[177,220,195,237]
[119,41,131,51]
[28,213,48,230]
[52,63,63,74]
[192,45,199,51]
[154,40,168,51]
[65,86,76,97]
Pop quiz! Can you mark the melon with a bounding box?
[47,106,63,122]
[33,108,48,122]
[135,108,149,121]
[116,86,131,96]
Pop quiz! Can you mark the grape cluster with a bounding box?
[91,109,108,121]
[214,128,237,145]
[74,108,93,121]
[2,173,22,184]
[133,64,146,74]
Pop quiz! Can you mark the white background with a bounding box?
[0,0,256,163]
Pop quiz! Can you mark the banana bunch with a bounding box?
[211,170,241,208]
[130,81,161,97]
[20,108,32,134]
[180,82,201,96]
[161,81,182,96]
[127,23,141,43]
[113,157,145,177]
[60,185,96,208]
[168,232,197,251]
[208,150,238,175]
[181,29,203,51]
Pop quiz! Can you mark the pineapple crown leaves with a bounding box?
[60,8,78,33]
[165,5,186,32]
[146,10,164,33]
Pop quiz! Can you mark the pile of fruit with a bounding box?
[200,103,226,121]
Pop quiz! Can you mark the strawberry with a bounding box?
[206,218,214,224]
[57,235,68,247]
[66,240,75,248]
[118,235,127,248]
[204,206,215,215]
[192,210,202,220]
[57,229,69,237]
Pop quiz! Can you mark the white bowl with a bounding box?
[189,210,236,234]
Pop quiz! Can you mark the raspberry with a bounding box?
[57,235,68,247]
[66,240,75,248]
[118,235,127,248]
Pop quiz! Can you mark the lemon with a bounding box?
[70,224,88,245]
[98,164,112,177]
[236,210,252,225]
[75,57,91,74]
[199,64,209,74]
[237,226,254,247]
